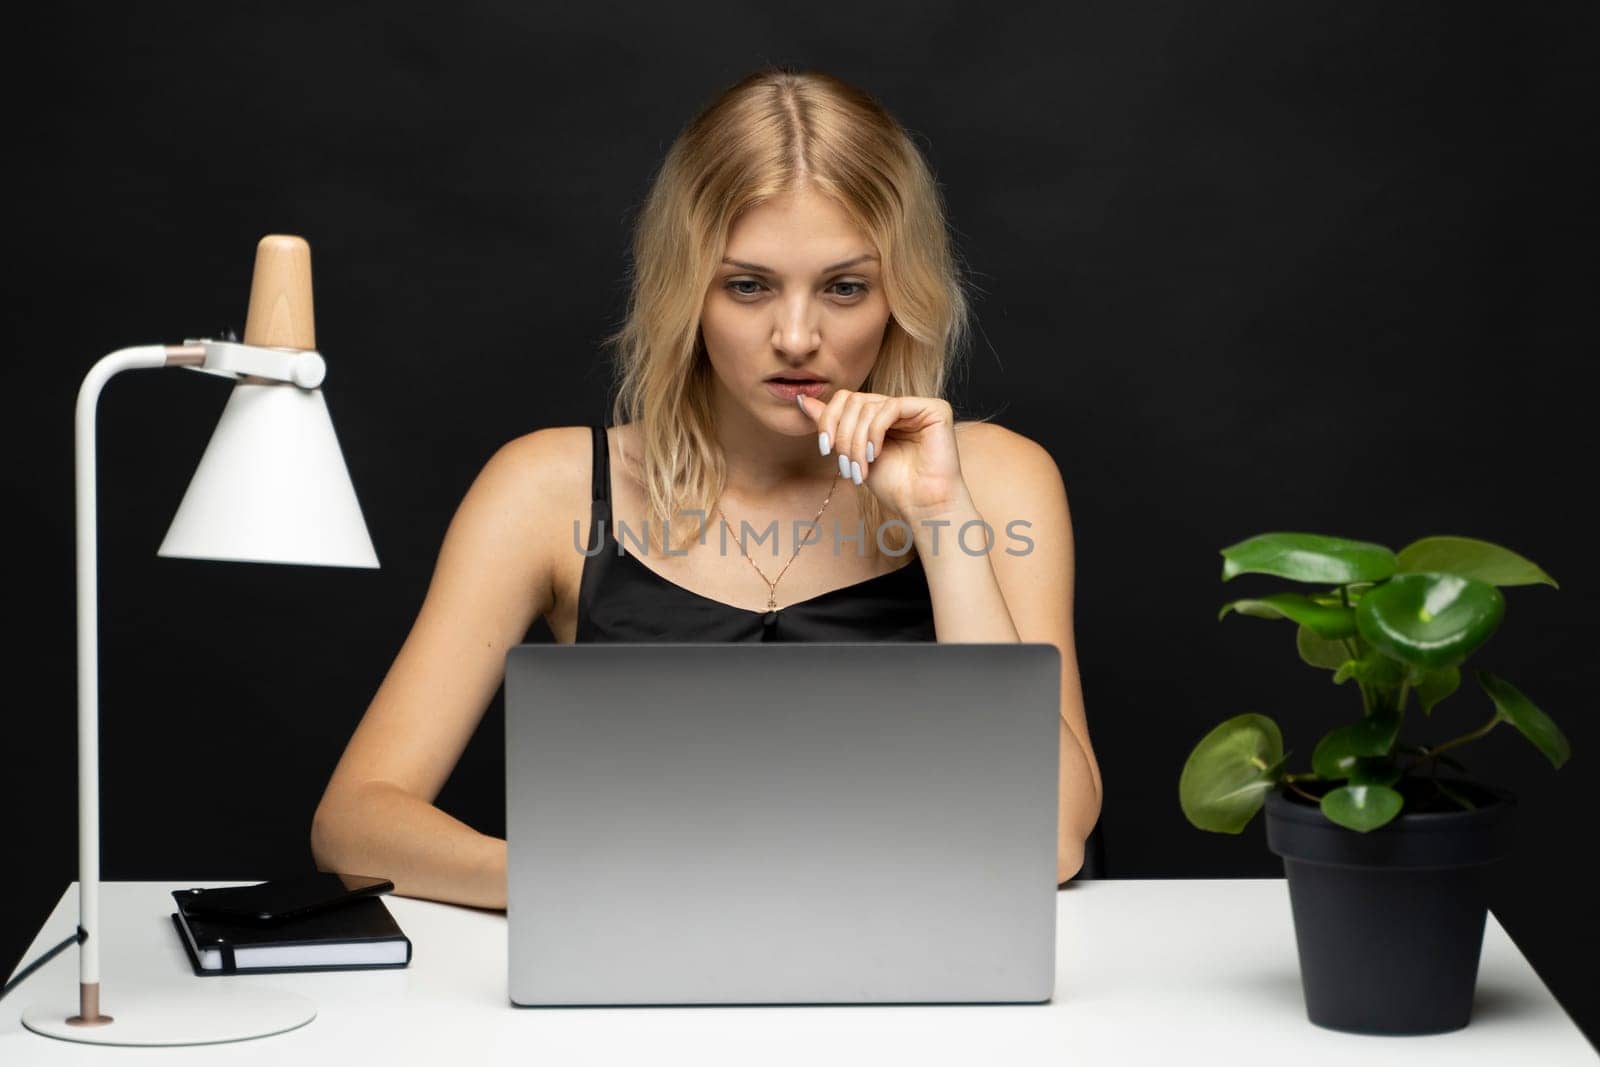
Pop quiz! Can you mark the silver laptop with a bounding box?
[503,642,1060,1006]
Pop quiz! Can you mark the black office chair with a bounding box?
[1066,822,1108,883]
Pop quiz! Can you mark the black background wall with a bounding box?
[6,0,1595,1046]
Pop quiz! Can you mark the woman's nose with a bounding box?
[772,298,821,355]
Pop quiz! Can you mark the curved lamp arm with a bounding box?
[70,340,325,1025]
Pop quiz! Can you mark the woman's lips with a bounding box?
[764,379,830,400]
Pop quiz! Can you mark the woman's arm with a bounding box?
[312,782,509,910]
[909,423,1103,883]
[310,428,580,911]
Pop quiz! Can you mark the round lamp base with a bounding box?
[22,985,315,1046]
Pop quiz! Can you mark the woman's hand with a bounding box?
[796,390,973,521]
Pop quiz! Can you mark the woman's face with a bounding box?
[700,185,891,434]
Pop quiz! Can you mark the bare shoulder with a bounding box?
[492,425,594,493]
[480,425,595,511]
[473,425,596,552]
[950,420,1070,555]
[953,420,1066,507]
[953,418,1042,457]
[950,421,1075,616]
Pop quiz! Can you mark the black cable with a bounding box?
[0,926,87,1002]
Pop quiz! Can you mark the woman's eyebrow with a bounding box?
[721,253,878,274]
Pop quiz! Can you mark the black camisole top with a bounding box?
[575,425,936,642]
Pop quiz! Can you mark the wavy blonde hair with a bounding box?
[605,67,979,558]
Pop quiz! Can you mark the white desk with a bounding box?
[3,879,1591,1064]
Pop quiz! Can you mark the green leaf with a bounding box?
[1395,536,1559,589]
[1218,593,1358,638]
[1221,533,1397,584]
[1411,665,1461,716]
[1331,647,1407,690]
[1298,625,1352,670]
[1476,671,1571,769]
[1311,708,1403,778]
[1321,783,1405,832]
[1355,573,1506,669]
[1179,714,1285,834]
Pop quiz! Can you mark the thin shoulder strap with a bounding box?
[590,424,612,505]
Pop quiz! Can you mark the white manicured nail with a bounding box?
[819,431,830,455]
[839,453,851,477]
[866,441,874,462]
[851,460,863,485]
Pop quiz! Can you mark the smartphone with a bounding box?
[178,873,394,924]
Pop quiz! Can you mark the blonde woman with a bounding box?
[311,68,1102,907]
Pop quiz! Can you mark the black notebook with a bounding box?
[170,890,412,976]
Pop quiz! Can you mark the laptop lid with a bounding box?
[504,642,1060,1006]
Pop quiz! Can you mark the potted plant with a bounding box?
[1179,533,1569,1036]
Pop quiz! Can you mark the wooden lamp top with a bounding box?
[242,234,316,351]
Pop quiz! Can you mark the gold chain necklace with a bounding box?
[715,469,843,613]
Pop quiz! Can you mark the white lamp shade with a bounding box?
[157,381,379,568]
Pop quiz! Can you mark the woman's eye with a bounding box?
[725,279,867,299]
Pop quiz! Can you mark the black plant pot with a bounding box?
[1263,778,1517,1036]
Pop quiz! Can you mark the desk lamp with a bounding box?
[21,234,379,1046]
